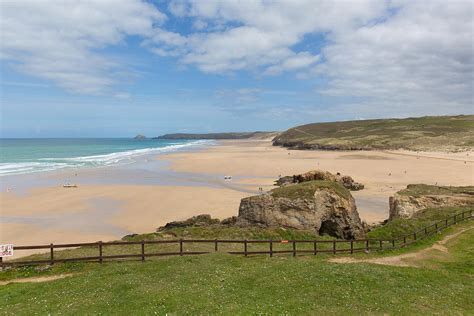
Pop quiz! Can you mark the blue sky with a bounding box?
[1,0,472,137]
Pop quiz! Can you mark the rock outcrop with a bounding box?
[237,181,366,239]
[275,170,364,191]
[134,134,146,139]
[389,185,474,219]
[157,214,221,230]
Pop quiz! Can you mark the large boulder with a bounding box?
[237,181,366,239]
[389,184,474,219]
[275,170,364,191]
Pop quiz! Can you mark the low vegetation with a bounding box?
[273,115,474,151]
[397,184,474,196]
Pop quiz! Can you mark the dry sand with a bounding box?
[1,139,472,259]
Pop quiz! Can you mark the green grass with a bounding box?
[271,180,351,200]
[273,115,474,151]
[368,206,474,240]
[1,224,473,315]
[1,209,473,314]
[397,184,474,196]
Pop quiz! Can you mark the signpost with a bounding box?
[1,244,14,257]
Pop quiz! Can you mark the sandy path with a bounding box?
[329,226,473,267]
[0,274,73,286]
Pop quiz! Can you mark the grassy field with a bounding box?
[1,210,473,315]
[273,115,474,151]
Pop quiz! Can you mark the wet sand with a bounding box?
[1,139,472,258]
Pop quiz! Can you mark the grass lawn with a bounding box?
[1,216,473,314]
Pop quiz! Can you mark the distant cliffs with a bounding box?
[155,131,277,140]
[134,134,146,139]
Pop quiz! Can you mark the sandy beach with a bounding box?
[1,139,473,258]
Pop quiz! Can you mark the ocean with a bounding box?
[0,138,208,176]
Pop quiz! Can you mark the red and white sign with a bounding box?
[1,244,14,257]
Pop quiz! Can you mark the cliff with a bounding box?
[389,184,474,219]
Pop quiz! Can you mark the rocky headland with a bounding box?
[389,184,474,219]
[158,175,367,240]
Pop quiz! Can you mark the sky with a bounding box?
[0,0,473,137]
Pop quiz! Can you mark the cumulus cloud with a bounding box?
[153,0,384,74]
[316,0,474,109]
[0,0,165,95]
[1,0,472,115]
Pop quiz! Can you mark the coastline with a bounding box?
[1,139,473,259]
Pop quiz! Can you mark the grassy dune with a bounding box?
[273,115,474,151]
[1,210,473,314]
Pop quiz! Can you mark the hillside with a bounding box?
[273,115,474,151]
[155,131,277,140]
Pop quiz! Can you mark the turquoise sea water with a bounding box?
[0,138,207,176]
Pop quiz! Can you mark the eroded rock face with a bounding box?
[389,194,474,219]
[237,188,366,239]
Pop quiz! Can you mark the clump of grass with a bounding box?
[271,180,351,200]
[397,184,474,196]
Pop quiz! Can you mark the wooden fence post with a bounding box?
[365,239,369,252]
[179,239,183,256]
[292,241,296,257]
[50,243,54,265]
[454,215,457,224]
[379,240,382,250]
[244,240,248,257]
[214,239,218,252]
[269,240,273,257]
[435,223,438,232]
[332,240,336,255]
[392,239,395,248]
[0,257,3,271]
[141,240,145,261]
[99,241,103,264]
[403,236,406,245]
[350,240,353,254]
[313,241,317,255]
[413,232,417,240]
[445,218,448,227]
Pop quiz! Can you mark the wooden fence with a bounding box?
[1,210,472,267]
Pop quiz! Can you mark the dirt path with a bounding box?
[329,227,473,267]
[0,274,74,286]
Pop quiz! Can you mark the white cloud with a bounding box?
[156,0,472,114]
[0,0,165,95]
[1,0,472,116]
[316,0,474,109]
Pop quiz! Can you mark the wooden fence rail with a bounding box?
[1,210,472,267]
